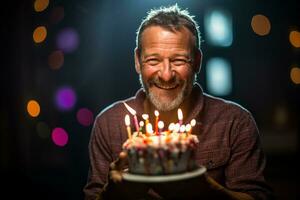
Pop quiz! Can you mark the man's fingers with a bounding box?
[110,170,123,183]
[114,151,128,170]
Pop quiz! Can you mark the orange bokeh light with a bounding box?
[34,0,49,12]
[27,100,40,117]
[251,14,271,36]
[33,26,47,43]
[289,30,300,48]
[290,66,300,84]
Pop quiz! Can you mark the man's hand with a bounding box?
[109,151,128,183]
[102,151,150,200]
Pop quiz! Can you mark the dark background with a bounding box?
[1,0,299,199]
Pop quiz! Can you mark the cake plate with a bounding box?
[123,166,206,183]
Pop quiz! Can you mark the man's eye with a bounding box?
[146,59,160,65]
[172,59,188,66]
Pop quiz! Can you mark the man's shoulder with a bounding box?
[203,92,251,117]
[95,96,136,122]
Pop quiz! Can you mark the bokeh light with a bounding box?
[77,108,94,126]
[204,9,233,47]
[51,127,69,147]
[56,28,79,53]
[251,14,271,36]
[34,0,49,12]
[273,106,288,127]
[27,100,40,117]
[55,86,77,111]
[206,57,232,96]
[36,121,51,138]
[48,50,64,70]
[290,66,300,84]
[50,6,64,24]
[289,30,300,48]
[33,26,47,43]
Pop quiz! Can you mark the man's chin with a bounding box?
[148,90,184,111]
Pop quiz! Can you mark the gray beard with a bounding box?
[139,74,195,112]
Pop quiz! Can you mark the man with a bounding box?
[84,5,273,200]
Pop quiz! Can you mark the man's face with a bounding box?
[135,26,200,111]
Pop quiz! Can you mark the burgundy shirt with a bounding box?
[83,84,273,199]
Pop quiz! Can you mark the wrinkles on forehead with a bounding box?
[139,26,195,58]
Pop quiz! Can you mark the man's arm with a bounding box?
[83,116,112,200]
[205,174,254,200]
[222,111,273,200]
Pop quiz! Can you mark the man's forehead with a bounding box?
[140,26,195,52]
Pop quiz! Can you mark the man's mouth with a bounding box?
[154,83,179,90]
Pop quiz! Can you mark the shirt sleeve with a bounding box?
[225,112,274,200]
[83,115,113,200]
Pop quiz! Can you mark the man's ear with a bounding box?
[194,49,202,74]
[134,48,141,74]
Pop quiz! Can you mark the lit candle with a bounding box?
[123,102,139,132]
[146,123,153,135]
[168,123,175,135]
[185,124,192,135]
[177,108,183,125]
[139,121,144,134]
[190,119,196,134]
[158,121,164,135]
[154,110,159,135]
[142,114,149,135]
[179,125,186,134]
[174,123,180,133]
[125,114,132,139]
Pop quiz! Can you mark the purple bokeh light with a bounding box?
[51,127,69,147]
[77,108,94,126]
[56,27,79,53]
[55,86,76,111]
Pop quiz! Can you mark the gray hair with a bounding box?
[136,4,201,55]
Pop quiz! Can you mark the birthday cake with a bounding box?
[122,105,199,175]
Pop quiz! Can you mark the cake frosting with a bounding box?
[123,130,199,175]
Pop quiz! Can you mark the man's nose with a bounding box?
[158,59,174,82]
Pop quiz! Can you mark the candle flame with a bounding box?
[180,125,186,133]
[158,121,164,129]
[139,121,144,127]
[146,123,153,134]
[168,123,175,131]
[185,124,192,132]
[123,102,136,115]
[177,108,183,120]
[191,119,196,127]
[142,114,149,120]
[125,114,130,126]
[174,123,180,132]
[154,110,159,117]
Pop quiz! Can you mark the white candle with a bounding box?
[158,121,164,134]
[177,108,183,125]
[125,114,132,139]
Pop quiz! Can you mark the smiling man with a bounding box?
[84,5,273,200]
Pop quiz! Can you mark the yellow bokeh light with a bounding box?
[290,66,300,84]
[289,30,300,48]
[34,0,49,12]
[251,14,271,36]
[33,26,47,43]
[27,100,40,117]
[48,50,64,70]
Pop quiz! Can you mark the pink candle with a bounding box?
[133,115,140,132]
